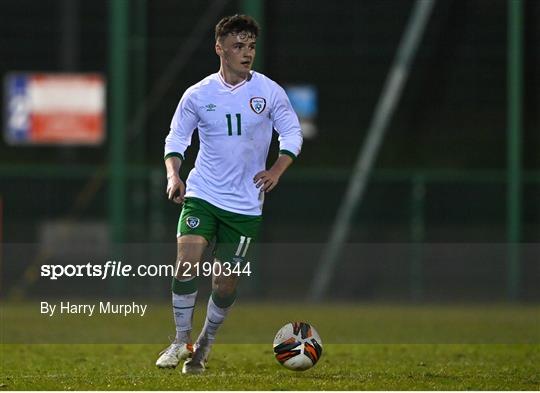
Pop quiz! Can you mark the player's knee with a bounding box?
[213,283,235,298]
[212,276,237,298]
[174,255,200,280]
[177,235,207,259]
[174,235,207,279]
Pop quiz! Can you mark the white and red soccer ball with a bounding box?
[273,322,323,371]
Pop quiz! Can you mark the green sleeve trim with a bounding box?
[164,152,184,161]
[279,149,297,160]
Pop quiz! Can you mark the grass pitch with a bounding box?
[1,344,539,390]
[1,302,539,390]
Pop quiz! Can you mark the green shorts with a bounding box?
[177,197,262,264]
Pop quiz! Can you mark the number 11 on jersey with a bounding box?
[226,113,242,136]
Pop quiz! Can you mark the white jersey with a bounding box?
[164,71,303,215]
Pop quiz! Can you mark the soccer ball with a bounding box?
[273,322,323,371]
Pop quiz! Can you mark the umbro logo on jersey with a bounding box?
[205,103,216,111]
[186,216,200,229]
[249,97,266,114]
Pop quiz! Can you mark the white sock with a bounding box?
[199,295,232,341]
[172,290,197,343]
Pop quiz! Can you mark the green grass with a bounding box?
[3,302,539,343]
[1,344,539,390]
[1,302,539,390]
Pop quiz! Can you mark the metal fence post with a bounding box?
[507,0,523,301]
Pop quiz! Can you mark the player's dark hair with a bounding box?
[215,14,259,42]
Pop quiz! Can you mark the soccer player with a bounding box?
[156,14,303,374]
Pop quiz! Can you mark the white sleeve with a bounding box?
[270,84,303,158]
[164,88,199,160]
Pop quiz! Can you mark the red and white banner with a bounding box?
[5,73,106,145]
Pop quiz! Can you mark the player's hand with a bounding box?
[166,175,185,204]
[253,169,280,193]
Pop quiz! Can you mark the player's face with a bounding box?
[216,32,256,78]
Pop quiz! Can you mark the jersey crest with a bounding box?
[249,97,266,114]
[186,216,200,229]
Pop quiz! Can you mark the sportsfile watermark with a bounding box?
[1,243,539,344]
[40,260,252,280]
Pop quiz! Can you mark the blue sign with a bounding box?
[5,73,30,143]
[285,85,318,118]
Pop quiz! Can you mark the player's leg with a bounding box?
[172,235,207,343]
[156,235,207,368]
[182,265,238,371]
[183,209,261,374]
[182,263,240,374]
[157,198,216,368]
[198,266,239,344]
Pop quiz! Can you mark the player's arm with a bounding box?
[254,153,293,193]
[164,87,198,204]
[165,154,185,204]
[254,84,303,193]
